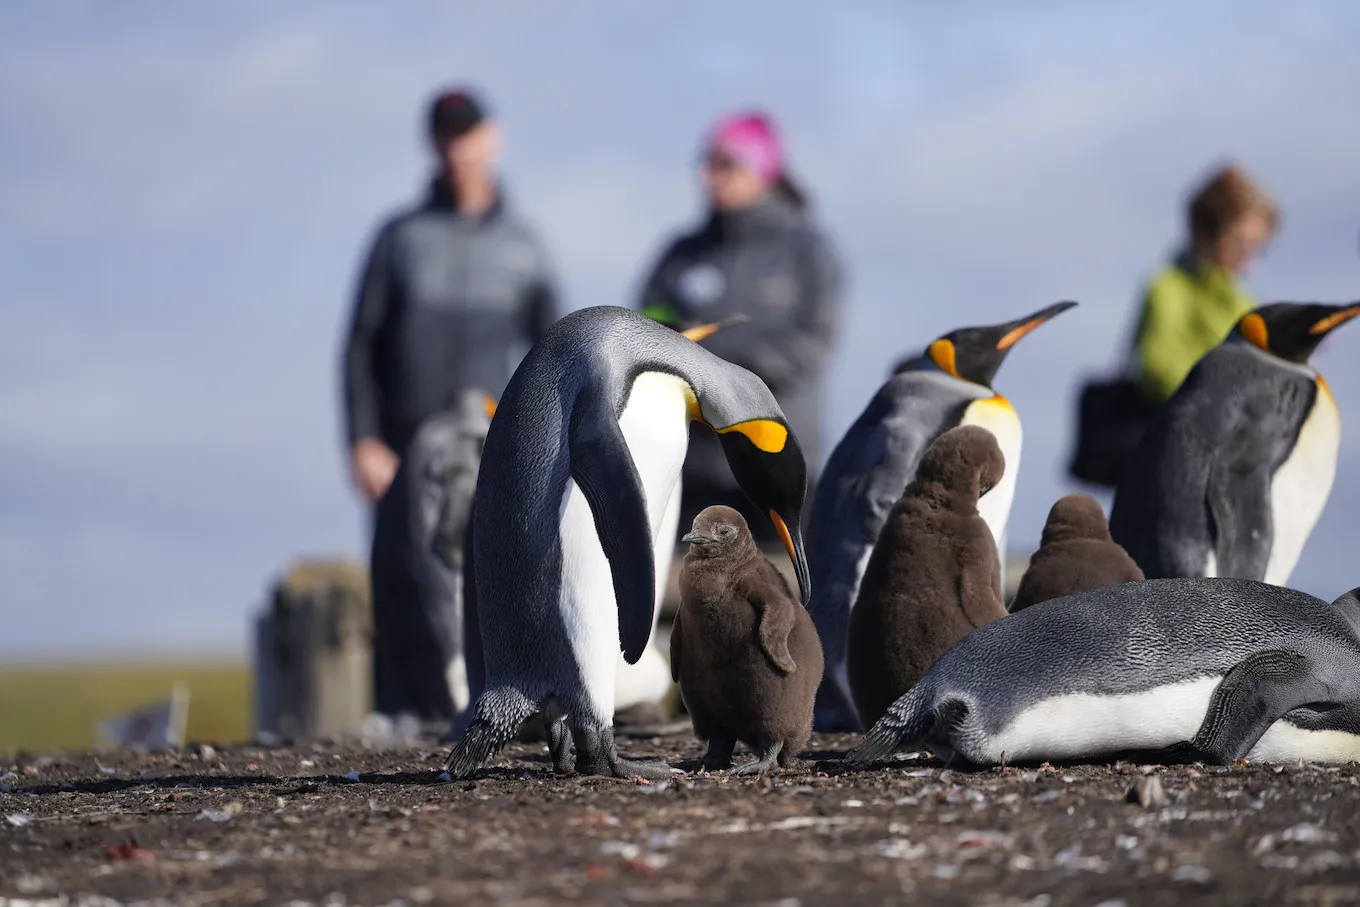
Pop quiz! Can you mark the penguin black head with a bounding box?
[898,301,1078,387]
[681,505,757,560]
[1233,302,1360,365]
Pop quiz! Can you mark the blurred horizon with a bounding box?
[3,1,1360,658]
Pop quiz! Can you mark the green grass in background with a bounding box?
[0,661,251,753]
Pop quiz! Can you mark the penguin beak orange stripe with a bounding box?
[1310,306,1360,335]
[927,338,959,378]
[995,317,1045,350]
[769,509,797,573]
[681,313,751,343]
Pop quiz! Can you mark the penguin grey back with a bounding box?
[1109,340,1314,580]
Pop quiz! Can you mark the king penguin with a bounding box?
[445,306,811,780]
[806,301,1077,732]
[847,577,1360,768]
[1109,302,1360,584]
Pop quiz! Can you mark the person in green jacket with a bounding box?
[1131,164,1280,404]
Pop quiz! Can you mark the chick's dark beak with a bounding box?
[681,530,708,544]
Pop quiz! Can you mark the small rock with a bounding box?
[196,809,233,823]
[1170,864,1214,884]
[1127,776,1168,809]
[197,744,218,764]
[1283,823,1336,844]
[842,799,865,808]
[600,841,640,860]
[6,812,34,827]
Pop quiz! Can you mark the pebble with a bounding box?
[1170,864,1214,884]
[6,812,34,827]
[1282,822,1336,844]
[1127,776,1168,810]
[197,744,218,764]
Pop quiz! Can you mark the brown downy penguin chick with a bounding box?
[1009,493,1144,612]
[847,425,1008,728]
[672,505,824,776]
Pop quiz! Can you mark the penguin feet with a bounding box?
[571,724,678,780]
[701,735,736,772]
[730,740,784,777]
[548,718,575,775]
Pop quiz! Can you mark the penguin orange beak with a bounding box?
[1310,305,1360,335]
[681,314,751,343]
[994,300,1080,350]
[769,510,811,606]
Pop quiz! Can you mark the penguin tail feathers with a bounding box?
[844,686,931,766]
[443,688,537,779]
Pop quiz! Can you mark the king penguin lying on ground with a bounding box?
[445,306,811,780]
[1110,301,1360,585]
[846,578,1360,768]
[806,301,1077,732]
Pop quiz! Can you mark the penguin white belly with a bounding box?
[1262,382,1340,586]
[986,676,1220,763]
[959,396,1023,554]
[1247,719,1360,763]
[557,372,690,720]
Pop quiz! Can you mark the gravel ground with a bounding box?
[3,734,1360,906]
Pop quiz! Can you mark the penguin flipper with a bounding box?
[751,586,798,675]
[1186,649,1328,763]
[569,397,657,665]
[1206,447,1274,580]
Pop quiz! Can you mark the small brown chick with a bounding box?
[847,425,1008,728]
[1010,492,1144,612]
[671,505,824,776]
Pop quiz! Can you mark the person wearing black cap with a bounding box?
[342,86,560,504]
[343,87,560,726]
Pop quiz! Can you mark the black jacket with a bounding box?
[343,178,559,453]
[637,193,842,489]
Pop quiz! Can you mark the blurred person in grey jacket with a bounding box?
[636,109,843,538]
[342,87,559,505]
[342,87,558,724]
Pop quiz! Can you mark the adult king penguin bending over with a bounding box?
[446,305,811,780]
[1110,302,1360,584]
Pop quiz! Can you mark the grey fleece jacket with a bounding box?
[636,192,842,488]
[343,178,559,454]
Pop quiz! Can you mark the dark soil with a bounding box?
[4,734,1360,906]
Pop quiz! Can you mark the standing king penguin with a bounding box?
[806,301,1077,731]
[445,306,811,780]
[1110,302,1360,584]
[847,578,1360,768]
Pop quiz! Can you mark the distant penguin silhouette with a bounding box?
[370,388,494,723]
[807,301,1077,732]
[444,307,811,781]
[1110,302,1360,584]
[1010,493,1143,612]
[671,506,823,776]
[846,425,1008,729]
[847,579,1360,768]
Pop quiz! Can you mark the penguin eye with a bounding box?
[718,525,736,538]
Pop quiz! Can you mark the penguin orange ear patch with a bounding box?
[1239,313,1270,351]
[717,419,788,453]
[1310,306,1360,335]
[483,396,498,419]
[927,339,959,378]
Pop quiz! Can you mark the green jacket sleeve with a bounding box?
[1133,274,1201,404]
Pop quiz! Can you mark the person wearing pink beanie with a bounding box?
[636,108,844,546]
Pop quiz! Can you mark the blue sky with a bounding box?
[3,1,1359,657]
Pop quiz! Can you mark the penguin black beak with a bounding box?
[681,530,709,544]
[769,510,811,607]
[993,300,1080,351]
